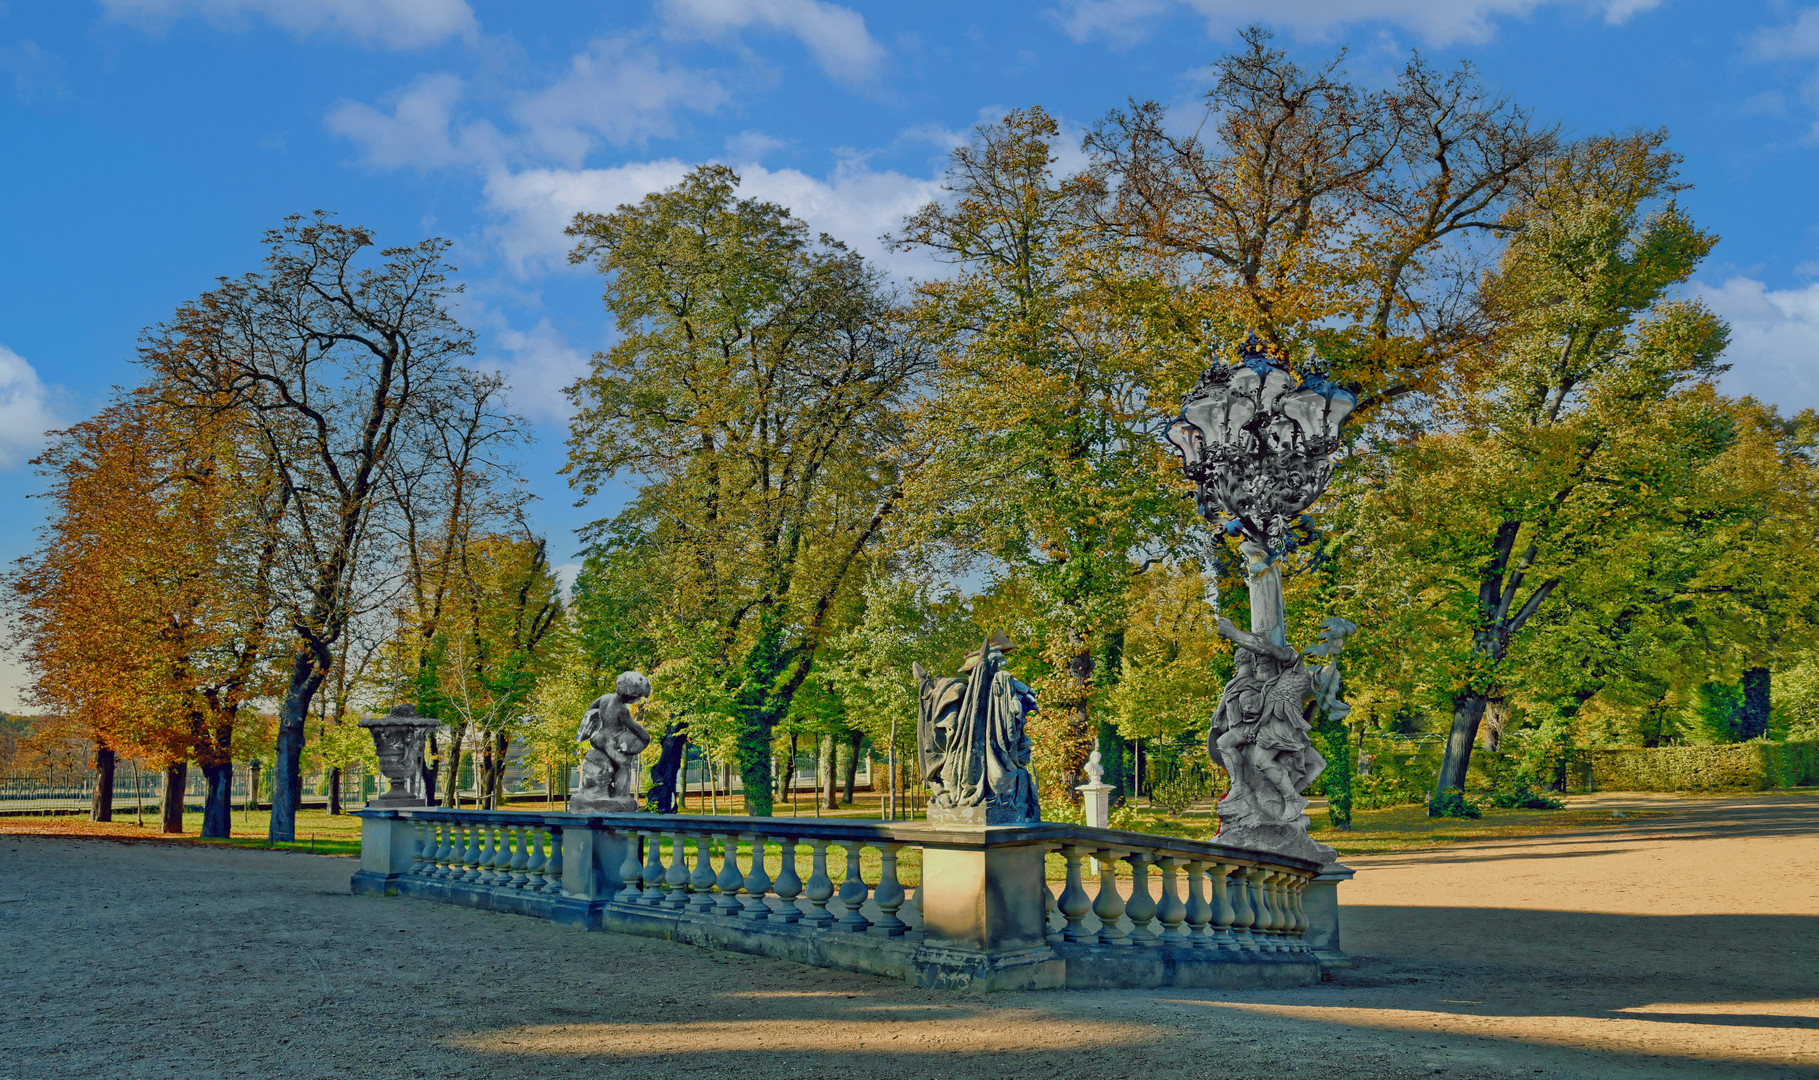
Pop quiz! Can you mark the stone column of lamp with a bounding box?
[360,705,442,808]
[1165,334,1357,871]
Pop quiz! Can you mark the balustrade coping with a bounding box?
[357,808,1326,875]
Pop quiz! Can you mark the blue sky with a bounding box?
[2,0,1818,708]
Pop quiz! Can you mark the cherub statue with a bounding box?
[567,670,653,813]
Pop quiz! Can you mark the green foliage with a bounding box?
[1484,780,1564,810]
[1428,787,1482,819]
[1150,754,1218,816]
[562,164,923,815]
[1592,741,1819,791]
[1352,768,1431,810]
[1778,660,1819,742]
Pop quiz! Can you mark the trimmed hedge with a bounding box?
[1591,741,1819,792]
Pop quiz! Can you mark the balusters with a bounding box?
[772,839,804,923]
[615,829,644,902]
[478,823,499,886]
[741,833,773,921]
[542,826,563,895]
[524,826,548,891]
[408,821,428,876]
[1092,847,1129,947]
[1210,862,1239,949]
[869,843,906,936]
[688,835,718,912]
[1255,870,1281,952]
[834,841,871,932]
[1183,859,1213,947]
[664,829,691,909]
[507,825,530,888]
[803,840,835,929]
[461,822,484,883]
[1289,873,1310,950]
[429,821,451,878]
[478,822,500,885]
[1156,856,1188,944]
[1125,852,1159,945]
[1230,867,1259,950]
[1058,845,1094,943]
[640,832,667,905]
[714,833,745,917]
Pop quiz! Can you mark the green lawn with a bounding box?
[0,794,1673,882]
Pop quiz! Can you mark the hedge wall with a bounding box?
[1591,741,1819,792]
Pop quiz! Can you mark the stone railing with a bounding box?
[353,808,1348,990]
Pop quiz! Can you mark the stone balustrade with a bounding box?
[354,808,1346,990]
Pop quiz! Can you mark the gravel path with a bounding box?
[1,792,1814,1079]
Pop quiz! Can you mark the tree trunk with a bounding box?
[269,655,324,843]
[1435,693,1489,802]
[480,742,496,810]
[200,761,234,838]
[842,731,862,805]
[823,736,838,810]
[90,743,115,823]
[1484,697,1509,752]
[160,761,188,834]
[786,733,798,807]
[443,727,465,808]
[1738,667,1771,740]
[421,731,439,807]
[493,730,509,806]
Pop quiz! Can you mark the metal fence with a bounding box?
[0,767,377,814]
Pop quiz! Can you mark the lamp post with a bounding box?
[1166,335,1357,643]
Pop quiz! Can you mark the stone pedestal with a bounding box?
[1077,781,1111,830]
[912,834,1064,991]
[1302,861,1354,971]
[566,791,640,814]
[349,812,417,896]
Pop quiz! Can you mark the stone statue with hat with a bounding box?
[914,632,1042,825]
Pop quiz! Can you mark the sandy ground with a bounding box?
[1,792,1815,1080]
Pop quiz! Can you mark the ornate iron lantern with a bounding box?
[1166,334,1357,553]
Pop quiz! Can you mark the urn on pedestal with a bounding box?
[360,705,442,808]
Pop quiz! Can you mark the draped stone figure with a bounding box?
[568,670,653,814]
[915,633,1041,825]
[1208,617,1338,865]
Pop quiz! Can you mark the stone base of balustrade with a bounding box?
[1050,942,1320,990]
[378,874,562,920]
[596,900,922,982]
[910,943,1066,991]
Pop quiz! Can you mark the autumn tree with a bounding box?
[1086,28,1554,410]
[563,165,927,816]
[894,107,1190,794]
[146,214,511,842]
[10,389,281,835]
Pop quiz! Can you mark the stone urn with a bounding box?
[360,705,442,808]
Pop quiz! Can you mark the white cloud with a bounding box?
[512,37,732,166]
[325,74,505,170]
[725,129,790,162]
[483,159,694,274]
[0,344,65,469]
[1052,0,1659,47]
[479,318,592,424]
[1752,7,1819,62]
[1698,277,1819,413]
[99,0,478,50]
[482,157,944,278]
[658,0,886,86]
